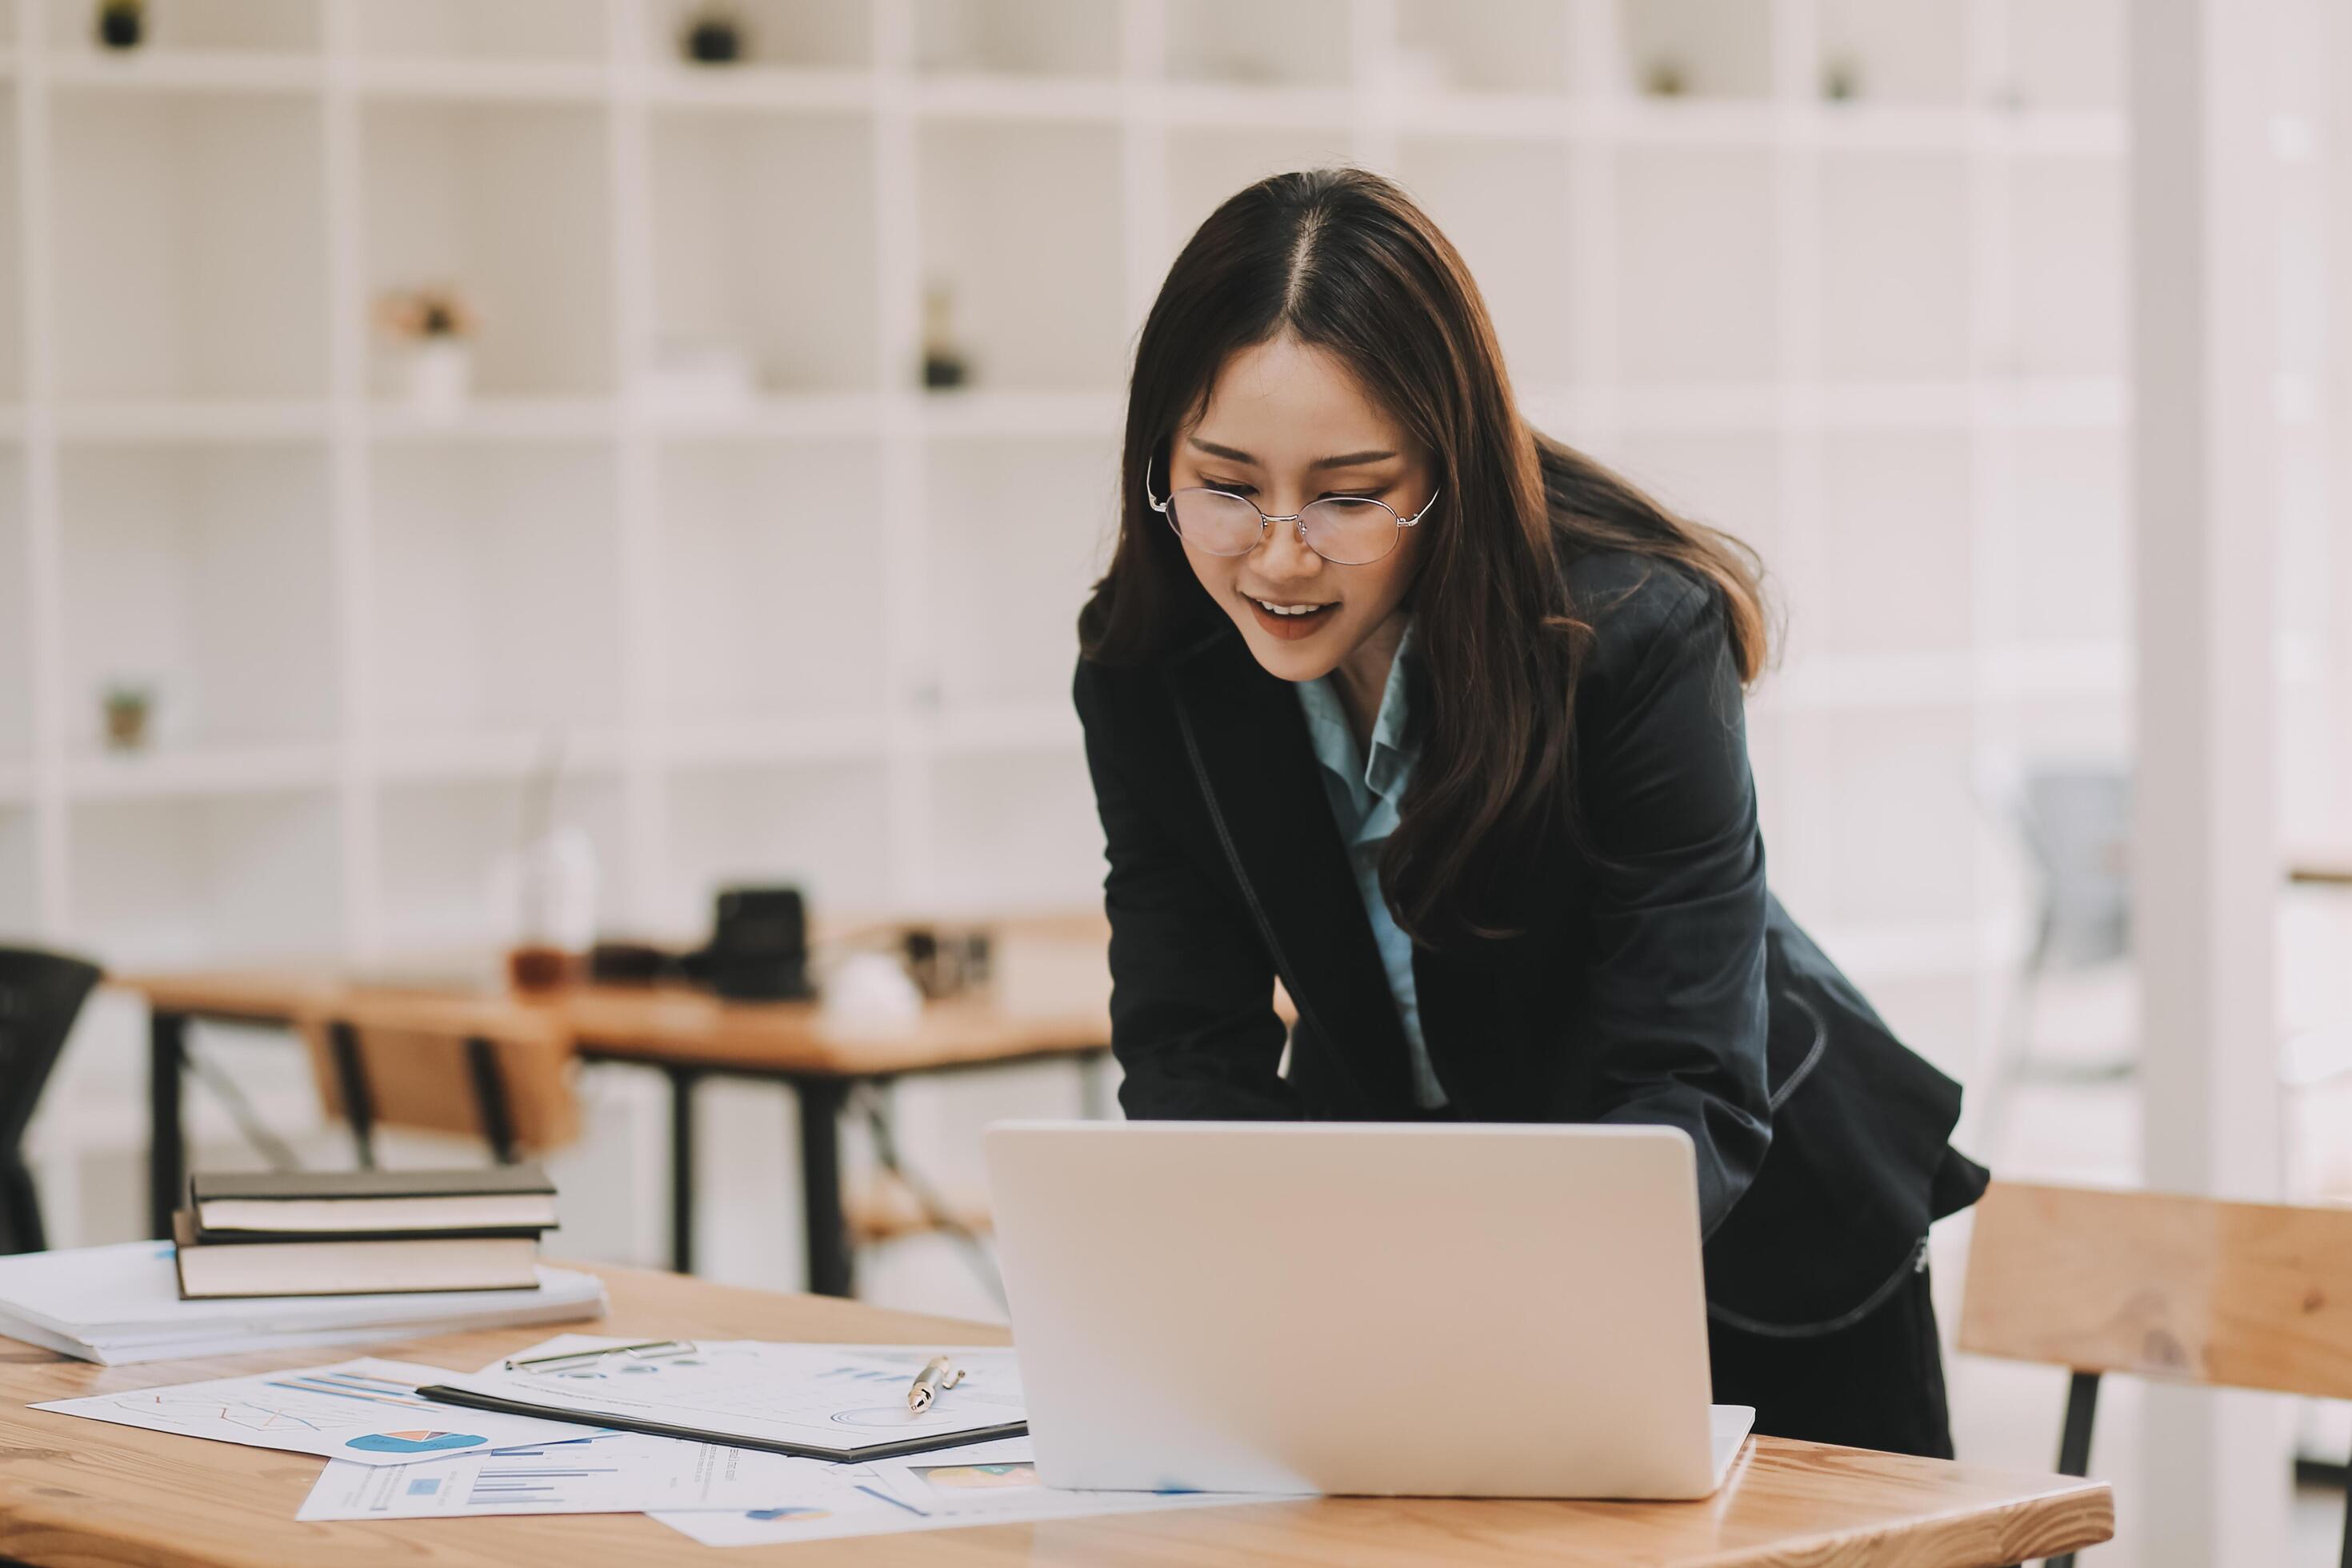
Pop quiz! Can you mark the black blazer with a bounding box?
[1073,548,1989,1332]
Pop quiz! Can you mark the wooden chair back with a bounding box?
[1959,1179,2352,1400]
[297,990,582,1160]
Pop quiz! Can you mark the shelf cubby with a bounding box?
[2006,426,2127,648]
[923,436,1114,714]
[2003,0,2124,112]
[353,0,606,65]
[1395,138,1576,388]
[1816,0,1967,107]
[914,0,1118,78]
[58,442,338,760]
[376,773,630,952]
[1804,430,1973,660]
[654,436,890,730]
[661,759,894,935]
[1607,426,1782,570]
[1396,0,1570,98]
[369,439,622,746]
[0,451,26,768]
[1614,147,1778,385]
[44,0,319,57]
[2006,156,2126,378]
[0,808,31,938]
[1774,707,1985,930]
[0,91,20,402]
[915,121,1122,392]
[67,788,344,966]
[362,99,614,399]
[1818,150,1970,382]
[1166,126,1354,269]
[926,749,1098,912]
[1618,0,1774,102]
[647,110,878,397]
[51,88,327,404]
[642,0,871,71]
[1166,0,1353,88]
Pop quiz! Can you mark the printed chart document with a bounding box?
[420,1334,1027,1462]
[653,1436,1291,1548]
[34,1358,594,1465]
[299,1430,887,1520]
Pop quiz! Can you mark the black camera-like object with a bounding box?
[702,886,814,1001]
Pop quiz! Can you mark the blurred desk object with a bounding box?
[122,913,1113,1298]
[0,1262,2114,1567]
[2287,856,2352,886]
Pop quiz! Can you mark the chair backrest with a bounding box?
[2014,767,2132,967]
[296,991,582,1154]
[1959,1180,2352,1400]
[0,949,102,1154]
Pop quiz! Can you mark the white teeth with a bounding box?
[1252,598,1329,617]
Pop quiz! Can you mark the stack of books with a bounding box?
[173,1166,561,1301]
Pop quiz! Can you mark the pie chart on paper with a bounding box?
[345,1430,489,1454]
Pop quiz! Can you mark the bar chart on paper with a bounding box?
[298,1430,881,1520]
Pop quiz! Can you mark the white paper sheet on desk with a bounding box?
[651,1434,1288,1548]
[298,1428,890,1519]
[437,1334,1026,1454]
[32,1358,596,1465]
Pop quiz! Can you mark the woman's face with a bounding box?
[1168,335,1434,684]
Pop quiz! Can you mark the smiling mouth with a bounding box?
[1243,592,1338,640]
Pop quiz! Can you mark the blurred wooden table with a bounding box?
[120,919,1113,1298]
[0,1262,2113,1566]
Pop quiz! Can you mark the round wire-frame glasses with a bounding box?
[1145,455,1441,566]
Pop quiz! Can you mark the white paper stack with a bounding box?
[0,1241,606,1364]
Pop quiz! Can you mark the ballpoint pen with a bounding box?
[906,1354,964,1413]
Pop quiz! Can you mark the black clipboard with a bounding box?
[414,1382,1030,1464]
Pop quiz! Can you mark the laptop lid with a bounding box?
[985,1121,1744,1499]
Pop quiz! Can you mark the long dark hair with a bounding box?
[1078,166,1768,944]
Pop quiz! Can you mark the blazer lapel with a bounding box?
[1162,626,1418,1114]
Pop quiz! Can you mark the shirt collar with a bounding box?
[1297,618,1420,812]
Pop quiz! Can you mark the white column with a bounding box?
[2129,1,2291,1562]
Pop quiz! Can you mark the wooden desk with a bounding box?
[122,954,1114,1299]
[0,1262,2111,1566]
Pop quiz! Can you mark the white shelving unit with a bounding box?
[0,0,2168,1260]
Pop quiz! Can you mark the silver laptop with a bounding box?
[984,1121,1754,1498]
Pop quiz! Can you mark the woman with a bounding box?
[1073,167,1987,1458]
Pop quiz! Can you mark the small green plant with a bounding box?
[102,683,153,750]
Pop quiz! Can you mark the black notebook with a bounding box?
[412,1382,1029,1465]
[189,1165,558,1237]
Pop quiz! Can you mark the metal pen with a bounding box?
[906,1354,964,1413]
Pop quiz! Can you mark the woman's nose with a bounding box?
[1257,509,1322,577]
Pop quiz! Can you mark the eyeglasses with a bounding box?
[1145,456,1440,567]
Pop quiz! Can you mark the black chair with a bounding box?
[0,948,102,1254]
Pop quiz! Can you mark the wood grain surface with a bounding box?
[1960,1178,2352,1399]
[0,1262,2111,1566]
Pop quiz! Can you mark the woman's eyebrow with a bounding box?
[1186,436,1398,470]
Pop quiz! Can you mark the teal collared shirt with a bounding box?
[1294,619,1448,1110]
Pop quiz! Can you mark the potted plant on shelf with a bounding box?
[95,0,142,50]
[374,285,480,417]
[681,5,746,65]
[102,682,154,751]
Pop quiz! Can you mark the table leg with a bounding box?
[666,1064,701,1275]
[795,1078,852,1298]
[146,1010,188,1240]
